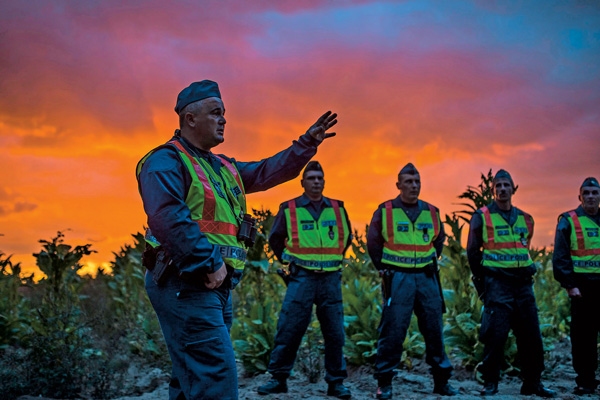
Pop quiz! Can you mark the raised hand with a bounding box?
[307,111,338,142]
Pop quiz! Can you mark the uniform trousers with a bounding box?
[570,280,600,388]
[146,271,237,400]
[374,270,453,384]
[267,268,347,383]
[479,276,544,384]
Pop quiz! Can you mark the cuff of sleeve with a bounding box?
[299,131,320,146]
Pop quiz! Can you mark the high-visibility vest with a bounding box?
[381,201,440,269]
[281,199,349,271]
[136,139,248,270]
[480,206,533,268]
[565,210,600,273]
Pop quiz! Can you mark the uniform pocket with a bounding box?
[183,329,237,399]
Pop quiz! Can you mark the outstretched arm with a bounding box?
[234,111,339,193]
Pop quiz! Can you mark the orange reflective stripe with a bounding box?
[481,206,496,248]
[198,220,238,235]
[331,200,345,251]
[428,203,439,237]
[484,242,522,250]
[523,212,534,243]
[289,247,344,255]
[385,243,435,251]
[571,248,600,257]
[170,140,216,221]
[569,210,586,250]
[288,200,300,248]
[385,201,394,244]
[214,154,243,189]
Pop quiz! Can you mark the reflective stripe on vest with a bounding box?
[567,210,600,273]
[282,199,348,271]
[381,201,439,268]
[480,206,533,268]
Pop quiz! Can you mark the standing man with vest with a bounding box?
[136,80,339,400]
[257,161,352,399]
[552,177,600,396]
[368,163,457,399]
[467,169,555,397]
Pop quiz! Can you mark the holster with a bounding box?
[141,244,158,271]
[276,262,298,287]
[142,245,172,286]
[277,268,291,286]
[380,269,394,303]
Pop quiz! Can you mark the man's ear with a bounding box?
[578,193,582,203]
[184,112,195,127]
[396,181,401,191]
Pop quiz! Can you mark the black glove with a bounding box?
[472,275,485,301]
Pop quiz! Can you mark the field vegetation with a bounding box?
[0,171,569,399]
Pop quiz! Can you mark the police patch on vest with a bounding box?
[497,229,510,236]
[396,222,409,232]
[301,220,315,230]
[321,220,337,227]
[209,175,226,199]
[514,227,528,235]
[585,228,599,237]
[231,186,242,197]
[220,246,247,261]
[573,260,600,268]
[483,253,530,262]
[416,223,433,230]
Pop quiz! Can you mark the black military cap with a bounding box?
[174,80,221,114]
[580,177,600,189]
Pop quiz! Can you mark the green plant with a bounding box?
[342,228,382,366]
[0,253,33,347]
[232,208,285,374]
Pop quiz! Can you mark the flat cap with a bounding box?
[174,80,221,114]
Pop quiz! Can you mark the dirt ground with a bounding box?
[16,340,598,400]
[110,362,592,400]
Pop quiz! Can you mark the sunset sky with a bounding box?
[1,0,599,277]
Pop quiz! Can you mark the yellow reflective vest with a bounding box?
[480,206,533,268]
[565,210,600,274]
[381,201,441,269]
[281,198,350,271]
[136,139,248,270]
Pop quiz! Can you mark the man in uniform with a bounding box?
[257,161,352,399]
[467,169,555,397]
[552,177,600,395]
[368,163,457,399]
[136,80,338,400]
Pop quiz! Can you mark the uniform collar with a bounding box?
[297,193,329,207]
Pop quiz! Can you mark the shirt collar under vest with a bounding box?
[391,196,423,223]
[295,194,332,221]
[575,205,600,225]
[487,201,518,226]
[177,136,223,172]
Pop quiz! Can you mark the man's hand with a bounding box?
[307,111,338,142]
[205,262,227,289]
[567,287,582,298]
